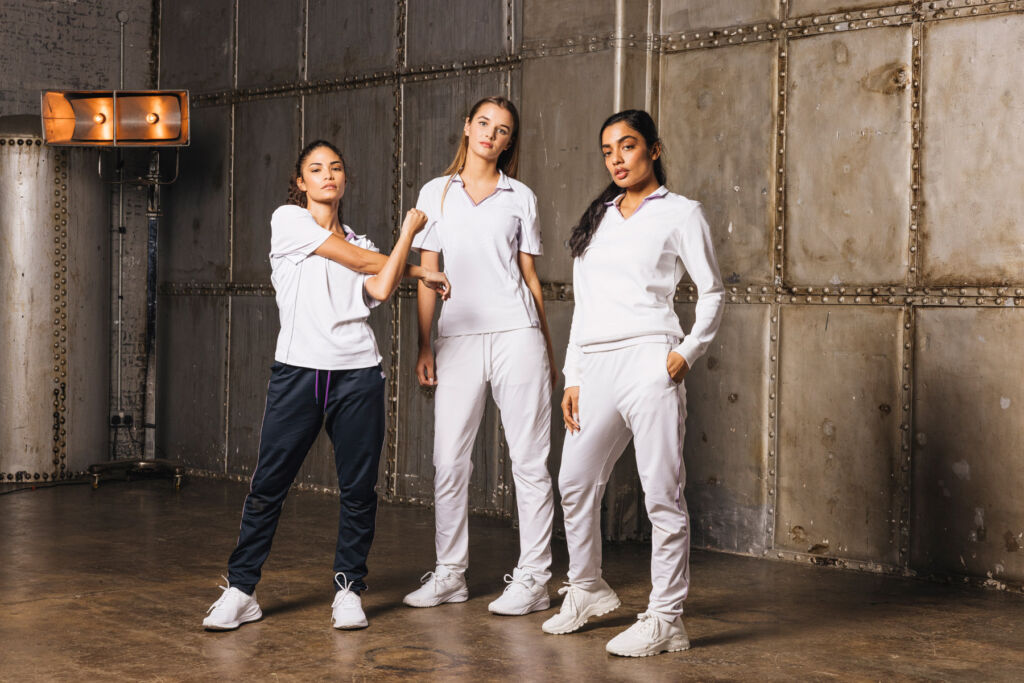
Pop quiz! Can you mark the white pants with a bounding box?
[432,327,554,583]
[559,341,689,620]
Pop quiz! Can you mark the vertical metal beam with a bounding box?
[909,17,923,286]
[613,0,626,112]
[53,149,69,479]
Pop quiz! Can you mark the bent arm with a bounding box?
[417,250,440,349]
[673,206,725,368]
[314,233,431,279]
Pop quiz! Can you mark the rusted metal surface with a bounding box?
[159,0,234,92]
[522,0,616,43]
[785,27,912,286]
[225,296,276,477]
[236,0,303,88]
[660,42,777,285]
[661,0,779,33]
[920,13,1024,285]
[407,0,511,66]
[776,306,904,565]
[912,308,1024,585]
[306,1,399,80]
[788,0,906,18]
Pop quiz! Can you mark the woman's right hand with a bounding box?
[417,346,437,386]
[401,208,428,236]
[561,386,580,433]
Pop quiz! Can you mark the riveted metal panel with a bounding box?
[522,0,615,42]
[304,86,395,250]
[407,0,510,66]
[162,105,231,282]
[785,27,911,286]
[225,296,277,477]
[660,42,777,285]
[920,14,1024,285]
[776,305,903,564]
[233,97,301,283]
[662,0,779,33]
[237,0,303,88]
[680,303,771,555]
[401,72,510,211]
[520,52,615,283]
[912,308,1024,583]
[160,0,234,92]
[307,1,398,79]
[155,295,228,469]
[788,0,894,17]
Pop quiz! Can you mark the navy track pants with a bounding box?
[227,361,386,594]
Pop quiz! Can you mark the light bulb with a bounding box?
[93,113,106,124]
[146,112,159,124]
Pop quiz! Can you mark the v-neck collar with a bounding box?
[606,185,669,220]
[450,170,513,207]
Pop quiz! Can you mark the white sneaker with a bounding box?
[202,577,262,630]
[331,573,368,629]
[605,612,690,657]
[402,566,469,608]
[541,579,620,634]
[487,567,550,616]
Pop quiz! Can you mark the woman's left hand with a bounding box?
[420,271,452,300]
[667,351,689,384]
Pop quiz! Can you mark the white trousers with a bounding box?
[559,341,690,620]
[432,327,554,583]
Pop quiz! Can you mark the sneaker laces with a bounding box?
[419,567,454,590]
[207,576,232,614]
[333,572,358,608]
[501,570,534,595]
[632,611,662,639]
[556,581,584,614]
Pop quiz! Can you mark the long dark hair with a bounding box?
[287,139,347,224]
[568,110,666,258]
[441,96,521,212]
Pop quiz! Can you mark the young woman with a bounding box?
[203,140,450,632]
[541,110,724,657]
[402,96,557,616]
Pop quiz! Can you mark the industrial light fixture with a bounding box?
[40,90,189,147]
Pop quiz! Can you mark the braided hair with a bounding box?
[287,139,347,224]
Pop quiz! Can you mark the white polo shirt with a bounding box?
[563,186,725,387]
[413,172,543,337]
[270,204,382,370]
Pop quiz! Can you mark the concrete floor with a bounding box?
[2,479,1023,682]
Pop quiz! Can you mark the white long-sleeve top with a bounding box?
[563,186,725,387]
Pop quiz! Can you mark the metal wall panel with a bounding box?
[660,43,777,285]
[912,308,1024,583]
[776,306,903,564]
[520,51,615,283]
[306,1,398,80]
[160,0,234,92]
[785,27,911,286]
[920,14,1024,285]
[680,303,771,555]
[522,0,615,42]
[237,0,303,88]
[161,105,231,282]
[233,97,301,283]
[401,72,511,213]
[661,0,779,33]
[155,294,228,470]
[406,0,510,66]
[788,0,893,17]
[225,296,277,477]
[304,86,396,249]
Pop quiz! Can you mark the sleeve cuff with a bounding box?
[673,337,702,371]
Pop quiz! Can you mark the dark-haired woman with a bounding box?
[203,140,450,631]
[541,111,724,657]
[402,97,557,616]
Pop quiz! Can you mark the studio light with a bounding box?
[40,90,189,147]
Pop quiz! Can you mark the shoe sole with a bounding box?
[402,588,469,608]
[203,608,263,631]
[606,636,690,657]
[542,595,621,634]
[332,620,369,630]
[488,595,551,616]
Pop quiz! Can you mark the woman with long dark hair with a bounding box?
[202,140,450,631]
[402,96,557,616]
[542,111,724,656]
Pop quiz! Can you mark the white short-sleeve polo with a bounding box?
[563,187,725,387]
[413,172,542,337]
[270,204,383,370]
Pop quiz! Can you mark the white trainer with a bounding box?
[487,568,550,616]
[605,612,690,657]
[331,573,368,630]
[402,566,469,608]
[202,577,262,630]
[541,579,620,634]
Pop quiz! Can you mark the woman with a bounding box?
[402,96,557,616]
[203,140,450,631]
[542,110,724,657]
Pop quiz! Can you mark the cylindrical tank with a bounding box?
[0,115,109,482]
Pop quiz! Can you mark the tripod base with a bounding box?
[88,459,185,490]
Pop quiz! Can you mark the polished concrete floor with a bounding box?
[2,478,1024,682]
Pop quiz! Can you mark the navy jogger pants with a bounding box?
[227,361,386,594]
